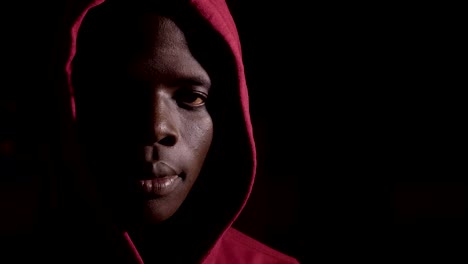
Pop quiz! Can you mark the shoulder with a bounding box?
[215,228,300,264]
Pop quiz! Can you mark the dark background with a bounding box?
[1,1,466,263]
[226,1,466,263]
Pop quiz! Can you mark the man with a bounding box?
[49,0,300,263]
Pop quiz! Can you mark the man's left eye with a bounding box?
[176,90,208,108]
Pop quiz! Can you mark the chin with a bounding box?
[142,199,182,224]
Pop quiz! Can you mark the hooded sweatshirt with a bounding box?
[39,0,300,263]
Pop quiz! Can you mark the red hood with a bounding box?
[55,0,257,262]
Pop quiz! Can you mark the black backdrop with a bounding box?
[1,1,466,263]
[226,1,466,263]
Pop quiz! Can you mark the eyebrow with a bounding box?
[126,64,211,88]
[168,75,211,88]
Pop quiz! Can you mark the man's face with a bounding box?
[75,14,213,224]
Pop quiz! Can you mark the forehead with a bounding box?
[138,15,188,49]
[84,13,210,86]
[128,15,209,82]
[114,14,189,55]
[74,7,219,85]
[99,13,190,59]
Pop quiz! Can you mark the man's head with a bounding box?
[72,7,213,225]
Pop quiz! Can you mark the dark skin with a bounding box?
[74,13,214,261]
[123,14,213,224]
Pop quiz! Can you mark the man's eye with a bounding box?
[176,90,208,108]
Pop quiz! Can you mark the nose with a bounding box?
[151,95,179,147]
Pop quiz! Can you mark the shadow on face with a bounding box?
[73,9,213,226]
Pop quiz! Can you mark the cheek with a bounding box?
[181,114,213,164]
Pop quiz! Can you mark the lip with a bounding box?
[136,161,182,197]
[138,175,182,197]
[152,162,178,177]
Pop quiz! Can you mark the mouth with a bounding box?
[138,175,182,197]
[137,161,183,197]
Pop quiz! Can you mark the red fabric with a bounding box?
[203,229,299,264]
[61,0,299,263]
[121,228,299,264]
